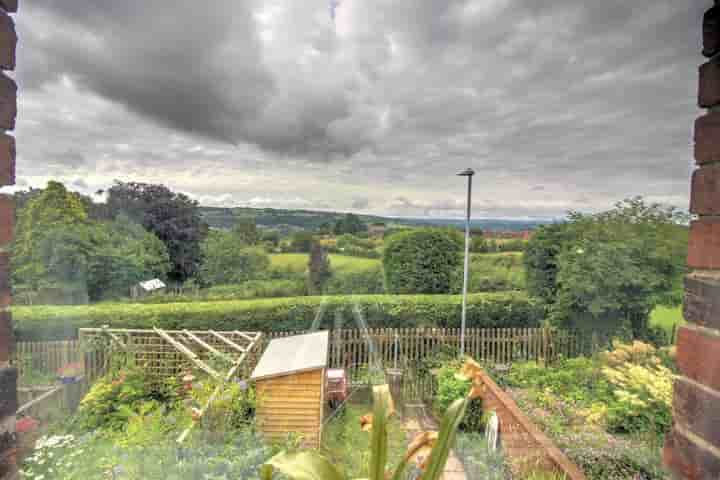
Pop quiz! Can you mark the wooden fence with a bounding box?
[13,340,83,382]
[14,327,595,388]
[267,327,590,369]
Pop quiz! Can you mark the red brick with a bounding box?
[0,9,15,71]
[688,218,720,269]
[0,1,17,13]
[685,273,720,330]
[695,113,720,165]
[704,4,720,58]
[0,253,8,308]
[664,428,720,480]
[673,377,720,450]
[0,310,10,367]
[0,311,12,363]
[0,133,14,186]
[676,326,720,392]
[0,71,15,131]
[691,165,720,215]
[700,58,720,109]
[0,194,12,247]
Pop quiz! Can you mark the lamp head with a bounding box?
[457,168,475,177]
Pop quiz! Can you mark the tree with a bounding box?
[383,228,462,294]
[333,213,366,235]
[233,216,259,245]
[524,197,688,338]
[105,181,207,281]
[86,216,171,301]
[199,230,270,285]
[307,241,332,295]
[12,181,89,290]
[289,231,315,253]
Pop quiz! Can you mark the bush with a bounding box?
[383,229,462,294]
[14,292,544,341]
[434,361,485,432]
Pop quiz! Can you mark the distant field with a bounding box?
[650,305,683,334]
[270,253,380,273]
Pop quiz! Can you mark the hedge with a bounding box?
[12,292,544,341]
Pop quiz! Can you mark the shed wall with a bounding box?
[255,368,324,448]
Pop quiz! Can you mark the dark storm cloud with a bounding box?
[14,0,708,216]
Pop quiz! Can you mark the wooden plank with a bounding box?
[209,330,247,354]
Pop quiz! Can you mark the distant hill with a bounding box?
[199,206,551,233]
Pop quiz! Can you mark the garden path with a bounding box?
[402,402,467,480]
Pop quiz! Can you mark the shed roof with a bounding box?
[251,331,329,381]
[138,278,166,291]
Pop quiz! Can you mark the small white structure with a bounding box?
[131,278,166,298]
[487,412,500,451]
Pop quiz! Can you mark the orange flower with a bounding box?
[360,414,373,432]
[191,407,202,422]
[456,358,483,381]
[469,381,485,400]
[405,431,438,469]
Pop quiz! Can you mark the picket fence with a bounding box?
[14,327,594,381]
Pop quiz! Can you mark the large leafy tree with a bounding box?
[333,213,367,235]
[105,181,207,282]
[87,216,171,300]
[524,197,688,338]
[12,181,89,289]
[199,230,270,286]
[307,240,332,295]
[383,228,462,294]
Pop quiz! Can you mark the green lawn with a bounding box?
[270,253,380,273]
[649,305,684,335]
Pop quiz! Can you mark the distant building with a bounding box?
[131,278,166,299]
[368,223,387,237]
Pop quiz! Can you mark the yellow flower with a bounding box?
[405,431,438,469]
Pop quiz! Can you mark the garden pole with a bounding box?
[457,168,475,358]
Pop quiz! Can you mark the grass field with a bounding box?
[649,305,684,335]
[270,253,380,273]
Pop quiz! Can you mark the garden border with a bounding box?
[474,367,587,479]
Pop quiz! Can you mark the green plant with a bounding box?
[434,361,484,432]
[383,228,462,294]
[263,385,470,480]
[15,292,544,341]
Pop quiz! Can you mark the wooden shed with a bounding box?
[251,331,329,448]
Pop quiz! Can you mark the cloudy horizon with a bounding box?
[9,1,709,218]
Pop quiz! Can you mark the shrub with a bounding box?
[14,292,543,341]
[434,361,485,432]
[383,229,462,294]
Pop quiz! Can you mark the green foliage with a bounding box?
[288,231,315,253]
[15,292,543,341]
[75,367,179,432]
[233,216,259,245]
[325,265,385,295]
[434,361,484,432]
[454,432,511,480]
[383,229,462,294]
[12,181,89,290]
[87,217,171,301]
[321,403,407,479]
[199,230,270,285]
[524,198,688,338]
[307,241,332,295]
[106,181,207,282]
[467,253,525,293]
[333,213,367,235]
[331,234,381,258]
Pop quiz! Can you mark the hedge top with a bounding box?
[13,292,543,341]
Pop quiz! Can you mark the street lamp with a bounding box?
[457,168,474,358]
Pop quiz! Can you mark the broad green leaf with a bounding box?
[368,385,389,480]
[267,451,346,480]
[419,397,469,480]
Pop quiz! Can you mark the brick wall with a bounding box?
[474,369,587,479]
[0,0,15,478]
[663,2,720,478]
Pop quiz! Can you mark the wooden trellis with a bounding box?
[78,327,264,381]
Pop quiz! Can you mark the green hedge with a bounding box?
[13,292,544,341]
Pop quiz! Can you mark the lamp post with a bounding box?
[457,168,474,358]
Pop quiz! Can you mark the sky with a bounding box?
[9,1,710,219]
